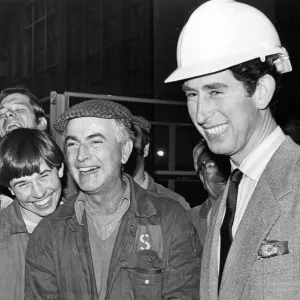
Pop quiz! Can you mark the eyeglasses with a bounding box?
[198,160,219,175]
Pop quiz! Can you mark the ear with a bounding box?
[8,187,15,196]
[121,139,133,164]
[58,163,64,178]
[253,74,276,110]
[199,172,204,184]
[37,117,47,131]
[143,143,150,158]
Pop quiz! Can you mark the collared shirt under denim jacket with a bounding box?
[0,199,29,300]
[25,174,201,300]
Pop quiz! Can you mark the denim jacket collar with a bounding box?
[0,199,27,238]
[54,174,158,226]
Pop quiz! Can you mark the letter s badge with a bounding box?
[140,233,151,250]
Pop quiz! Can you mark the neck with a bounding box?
[86,177,126,216]
[132,156,146,186]
[209,195,218,203]
[231,113,277,165]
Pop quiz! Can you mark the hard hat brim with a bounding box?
[165,47,291,83]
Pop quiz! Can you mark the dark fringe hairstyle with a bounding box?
[0,128,64,186]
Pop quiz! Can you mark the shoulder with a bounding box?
[132,179,190,220]
[259,136,300,198]
[147,175,191,210]
[32,194,78,237]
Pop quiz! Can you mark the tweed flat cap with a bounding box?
[132,115,151,133]
[53,99,133,134]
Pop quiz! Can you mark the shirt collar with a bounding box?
[231,126,285,181]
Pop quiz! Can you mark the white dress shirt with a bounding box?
[218,126,286,271]
[231,126,285,237]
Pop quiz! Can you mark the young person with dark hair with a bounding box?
[0,128,64,300]
[0,85,48,210]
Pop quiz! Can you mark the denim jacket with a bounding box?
[25,174,201,299]
[0,199,29,300]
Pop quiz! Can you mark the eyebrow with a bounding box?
[182,82,228,92]
[65,133,106,144]
[182,84,197,92]
[12,169,51,188]
[0,101,31,109]
[202,83,228,91]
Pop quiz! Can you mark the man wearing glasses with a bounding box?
[191,139,230,246]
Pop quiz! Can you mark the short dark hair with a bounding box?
[0,85,46,124]
[230,55,282,114]
[0,128,64,186]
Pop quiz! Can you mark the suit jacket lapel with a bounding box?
[219,175,281,299]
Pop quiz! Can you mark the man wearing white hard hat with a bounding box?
[166,0,299,299]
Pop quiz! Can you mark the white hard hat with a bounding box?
[165,0,292,83]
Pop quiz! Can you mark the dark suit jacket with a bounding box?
[200,136,300,300]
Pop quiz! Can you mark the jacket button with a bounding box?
[145,280,149,285]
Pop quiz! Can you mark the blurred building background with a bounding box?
[0,0,299,206]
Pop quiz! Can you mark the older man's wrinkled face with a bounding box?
[65,117,131,195]
[0,93,38,137]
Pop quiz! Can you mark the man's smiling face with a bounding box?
[184,69,261,162]
[64,117,130,196]
[0,93,38,137]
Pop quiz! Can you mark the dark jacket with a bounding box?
[191,198,212,246]
[0,199,29,300]
[147,172,191,211]
[25,175,201,300]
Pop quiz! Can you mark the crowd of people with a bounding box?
[0,0,300,299]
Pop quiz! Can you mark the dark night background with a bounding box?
[0,0,299,206]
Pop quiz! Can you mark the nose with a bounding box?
[195,97,214,125]
[4,109,15,119]
[77,144,91,162]
[32,182,45,199]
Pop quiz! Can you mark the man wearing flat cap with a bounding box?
[129,115,191,211]
[25,99,201,300]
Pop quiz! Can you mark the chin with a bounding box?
[209,141,233,156]
[78,183,100,194]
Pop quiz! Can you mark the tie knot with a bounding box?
[230,169,243,183]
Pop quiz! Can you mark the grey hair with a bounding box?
[115,119,134,144]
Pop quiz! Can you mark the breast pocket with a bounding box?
[127,268,163,300]
[251,253,296,276]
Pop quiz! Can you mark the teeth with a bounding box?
[206,124,228,135]
[35,196,51,207]
[79,167,98,172]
